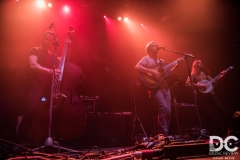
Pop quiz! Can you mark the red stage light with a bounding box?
[118,17,122,21]
[104,15,106,18]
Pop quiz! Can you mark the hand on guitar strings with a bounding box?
[151,70,161,80]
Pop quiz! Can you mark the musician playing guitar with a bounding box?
[186,59,229,137]
[135,41,179,136]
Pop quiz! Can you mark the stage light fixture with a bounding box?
[104,15,106,18]
[118,17,122,21]
[48,3,52,8]
[124,17,129,22]
[36,0,45,8]
[64,6,69,13]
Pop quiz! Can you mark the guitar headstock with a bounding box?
[227,66,234,71]
[221,66,234,76]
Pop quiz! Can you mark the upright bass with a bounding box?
[54,26,87,141]
[28,27,87,144]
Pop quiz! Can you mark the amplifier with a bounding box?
[80,96,98,113]
[65,112,132,148]
[173,103,200,135]
[98,112,132,147]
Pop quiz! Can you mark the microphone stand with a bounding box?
[32,24,78,152]
[131,80,148,142]
[163,48,204,140]
[169,78,180,89]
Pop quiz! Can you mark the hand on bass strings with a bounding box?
[49,68,62,76]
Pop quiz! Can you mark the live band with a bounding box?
[15,27,235,144]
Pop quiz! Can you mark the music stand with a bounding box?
[32,24,78,152]
[131,80,148,142]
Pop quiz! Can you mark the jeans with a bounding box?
[150,88,171,136]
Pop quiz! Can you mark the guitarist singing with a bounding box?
[135,41,178,136]
[186,59,228,137]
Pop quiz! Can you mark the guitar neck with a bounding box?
[163,59,179,71]
[210,66,233,84]
[210,74,221,84]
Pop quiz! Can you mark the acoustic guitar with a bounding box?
[139,57,184,88]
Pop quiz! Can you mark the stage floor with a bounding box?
[1,138,240,159]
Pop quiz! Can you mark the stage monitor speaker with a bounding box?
[98,113,131,147]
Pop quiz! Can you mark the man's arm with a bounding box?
[135,63,161,80]
[29,55,51,74]
[29,55,61,75]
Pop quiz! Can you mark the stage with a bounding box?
[1,137,240,159]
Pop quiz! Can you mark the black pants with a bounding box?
[197,93,228,137]
[16,82,50,142]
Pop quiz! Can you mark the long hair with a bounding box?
[191,59,210,75]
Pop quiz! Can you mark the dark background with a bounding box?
[0,0,239,139]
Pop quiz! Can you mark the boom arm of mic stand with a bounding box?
[163,49,195,59]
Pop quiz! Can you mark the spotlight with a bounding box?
[48,3,52,8]
[118,17,122,21]
[141,24,143,26]
[36,0,45,8]
[104,15,106,18]
[124,17,129,22]
[64,6,69,13]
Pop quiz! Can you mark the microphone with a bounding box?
[157,46,166,50]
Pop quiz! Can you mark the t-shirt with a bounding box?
[29,47,56,87]
[138,56,169,89]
